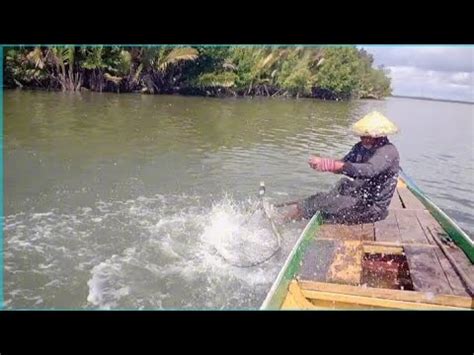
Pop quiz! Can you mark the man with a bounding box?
[284,111,400,224]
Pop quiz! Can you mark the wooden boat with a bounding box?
[261,171,474,309]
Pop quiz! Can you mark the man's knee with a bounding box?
[299,195,321,219]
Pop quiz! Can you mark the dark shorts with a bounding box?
[298,192,386,224]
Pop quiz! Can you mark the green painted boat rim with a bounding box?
[260,171,473,309]
[260,212,322,310]
[399,170,474,263]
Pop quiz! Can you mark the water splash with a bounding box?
[5,193,294,309]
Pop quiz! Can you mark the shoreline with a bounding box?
[390,95,473,105]
[2,86,387,102]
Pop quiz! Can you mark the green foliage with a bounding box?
[195,71,238,88]
[275,48,316,96]
[80,47,106,70]
[314,47,361,98]
[3,46,392,100]
[4,47,49,88]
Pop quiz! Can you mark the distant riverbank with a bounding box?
[391,95,473,105]
[4,46,392,101]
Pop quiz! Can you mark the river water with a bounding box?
[4,91,473,309]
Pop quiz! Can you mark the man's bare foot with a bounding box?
[272,203,304,224]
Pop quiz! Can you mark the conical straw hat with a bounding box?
[352,111,399,137]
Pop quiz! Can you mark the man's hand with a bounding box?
[308,156,322,170]
[308,156,345,173]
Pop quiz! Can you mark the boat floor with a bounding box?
[285,180,473,309]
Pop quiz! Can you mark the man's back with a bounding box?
[341,138,400,211]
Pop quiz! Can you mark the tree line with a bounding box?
[4,46,391,100]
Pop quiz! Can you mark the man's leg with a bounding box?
[278,193,329,222]
[289,193,361,222]
[281,203,305,222]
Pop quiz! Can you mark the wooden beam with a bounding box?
[403,245,453,295]
[297,239,337,282]
[360,223,375,241]
[396,209,431,244]
[443,246,474,288]
[327,241,363,285]
[318,224,360,240]
[281,281,322,309]
[433,249,470,297]
[415,209,446,245]
[362,241,436,249]
[287,281,320,309]
[388,190,404,210]
[299,289,466,310]
[317,223,375,241]
[375,210,402,243]
[298,280,473,308]
[281,291,299,309]
[397,179,407,188]
[397,186,426,210]
[363,244,404,255]
[309,298,379,309]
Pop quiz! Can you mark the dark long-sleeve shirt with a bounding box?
[339,137,400,211]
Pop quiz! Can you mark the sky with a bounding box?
[360,46,474,102]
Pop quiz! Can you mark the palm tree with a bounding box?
[137,47,199,93]
[45,46,82,91]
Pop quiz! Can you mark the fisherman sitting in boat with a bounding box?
[283,111,400,224]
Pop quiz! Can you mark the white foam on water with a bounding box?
[38,263,56,270]
[87,257,131,309]
[44,280,62,288]
[8,193,290,309]
[31,212,54,220]
[82,207,93,214]
[198,197,278,267]
[83,195,284,309]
